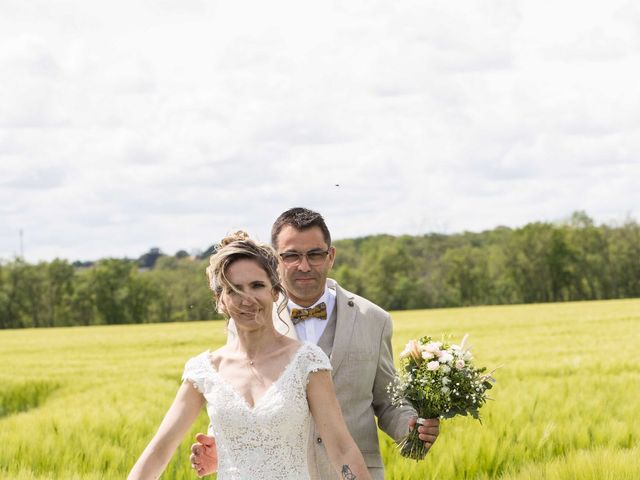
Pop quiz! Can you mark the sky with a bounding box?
[1,0,639,262]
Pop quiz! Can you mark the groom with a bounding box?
[191,208,439,479]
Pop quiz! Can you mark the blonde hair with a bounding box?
[206,231,287,318]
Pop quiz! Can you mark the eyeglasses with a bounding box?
[279,248,331,266]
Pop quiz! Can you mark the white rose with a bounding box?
[427,361,440,371]
[424,342,443,355]
[439,352,453,363]
[455,359,465,369]
[421,351,434,360]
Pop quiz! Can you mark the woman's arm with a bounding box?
[128,382,205,480]
[307,371,372,480]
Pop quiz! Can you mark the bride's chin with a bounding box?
[236,314,270,330]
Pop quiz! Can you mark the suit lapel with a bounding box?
[327,279,356,373]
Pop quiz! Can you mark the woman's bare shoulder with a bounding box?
[208,345,230,370]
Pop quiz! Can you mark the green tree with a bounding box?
[150,256,217,322]
[358,237,421,310]
[45,259,75,326]
[91,259,156,324]
[441,246,491,306]
[609,220,640,297]
[565,213,611,300]
[70,270,96,326]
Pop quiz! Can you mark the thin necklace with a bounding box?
[246,350,261,366]
[242,337,280,367]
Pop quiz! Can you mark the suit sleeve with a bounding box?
[372,312,417,442]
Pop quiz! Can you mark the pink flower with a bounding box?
[455,359,465,369]
[421,351,435,360]
[424,342,443,356]
[427,361,440,371]
[400,340,422,363]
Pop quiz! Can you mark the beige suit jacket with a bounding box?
[227,279,416,479]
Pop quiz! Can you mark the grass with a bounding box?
[1,298,638,479]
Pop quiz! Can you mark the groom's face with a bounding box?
[275,225,335,307]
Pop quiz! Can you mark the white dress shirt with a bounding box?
[289,286,336,345]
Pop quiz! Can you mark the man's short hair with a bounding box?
[271,207,332,249]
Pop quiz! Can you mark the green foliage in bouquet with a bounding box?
[388,334,495,460]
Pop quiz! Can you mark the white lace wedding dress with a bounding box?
[182,341,332,480]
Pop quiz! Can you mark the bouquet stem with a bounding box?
[398,428,429,461]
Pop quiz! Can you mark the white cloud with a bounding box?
[1,0,638,261]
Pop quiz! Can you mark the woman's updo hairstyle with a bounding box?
[206,231,287,317]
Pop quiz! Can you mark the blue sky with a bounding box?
[1,0,639,261]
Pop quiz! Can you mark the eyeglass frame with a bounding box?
[278,248,332,266]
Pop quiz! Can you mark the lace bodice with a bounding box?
[182,342,332,480]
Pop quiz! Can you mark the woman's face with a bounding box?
[220,258,277,331]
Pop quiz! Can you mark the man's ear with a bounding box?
[328,246,336,268]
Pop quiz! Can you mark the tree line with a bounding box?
[0,256,217,329]
[331,211,640,309]
[1,212,638,329]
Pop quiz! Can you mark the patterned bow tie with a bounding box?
[290,302,327,324]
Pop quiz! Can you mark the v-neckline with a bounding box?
[206,342,307,411]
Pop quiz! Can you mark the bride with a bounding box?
[128,231,371,480]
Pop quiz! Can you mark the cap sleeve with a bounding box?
[182,352,210,394]
[302,342,332,383]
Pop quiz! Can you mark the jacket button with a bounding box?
[316,437,322,444]
[348,300,354,307]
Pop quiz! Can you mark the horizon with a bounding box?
[5,209,634,264]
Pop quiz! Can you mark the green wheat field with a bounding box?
[1,299,639,479]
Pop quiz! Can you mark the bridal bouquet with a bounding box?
[388,334,495,460]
